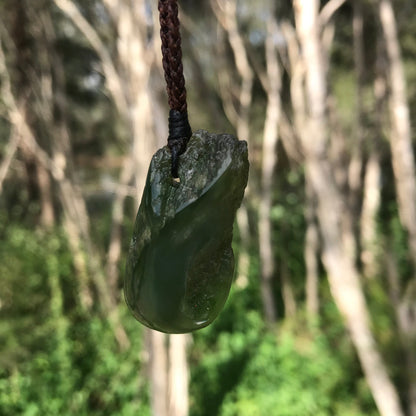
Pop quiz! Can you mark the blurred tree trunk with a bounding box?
[36,163,55,228]
[212,0,281,323]
[281,262,297,319]
[360,151,381,278]
[148,330,169,416]
[107,157,135,297]
[234,208,250,289]
[379,0,416,266]
[348,0,364,211]
[379,4,416,412]
[0,128,20,195]
[304,177,320,316]
[211,0,253,142]
[8,0,56,228]
[257,17,282,324]
[212,0,254,305]
[292,1,404,415]
[147,331,189,416]
[168,334,189,416]
[360,42,386,280]
[280,21,321,319]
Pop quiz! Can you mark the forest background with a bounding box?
[0,0,416,415]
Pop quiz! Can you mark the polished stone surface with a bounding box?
[125,130,249,333]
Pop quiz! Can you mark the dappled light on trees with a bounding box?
[1,0,416,415]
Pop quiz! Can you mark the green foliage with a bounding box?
[190,308,378,416]
[189,255,378,416]
[0,225,150,416]
[220,333,341,416]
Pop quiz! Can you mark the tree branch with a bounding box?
[319,0,347,28]
[53,0,129,118]
[0,129,20,194]
[211,0,253,140]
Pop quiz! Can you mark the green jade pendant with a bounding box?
[125,130,249,333]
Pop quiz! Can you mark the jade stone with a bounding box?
[124,130,249,334]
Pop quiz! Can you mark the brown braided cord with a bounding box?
[158,0,188,113]
[158,0,192,178]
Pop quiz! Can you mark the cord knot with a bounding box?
[168,109,192,178]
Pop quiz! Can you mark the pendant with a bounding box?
[125,130,249,333]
